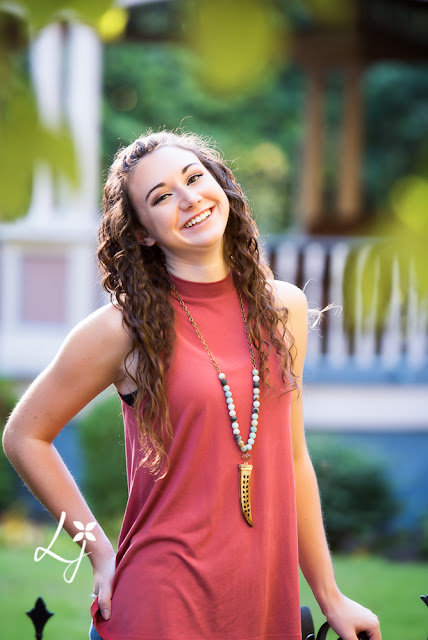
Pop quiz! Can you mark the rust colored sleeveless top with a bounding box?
[91,272,301,640]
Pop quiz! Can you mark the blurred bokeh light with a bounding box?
[183,0,290,96]
[97,7,128,42]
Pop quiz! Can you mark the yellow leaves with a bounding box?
[343,173,428,331]
[249,141,289,180]
[183,0,289,96]
[96,7,128,42]
[0,70,77,221]
[386,174,428,300]
[0,0,120,221]
[0,82,77,221]
[390,175,428,234]
[304,0,356,26]
[3,0,116,32]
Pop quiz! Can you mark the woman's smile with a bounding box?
[182,206,214,229]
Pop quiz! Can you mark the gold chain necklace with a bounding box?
[169,279,260,527]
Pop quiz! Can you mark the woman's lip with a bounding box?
[182,206,214,230]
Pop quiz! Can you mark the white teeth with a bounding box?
[183,208,212,228]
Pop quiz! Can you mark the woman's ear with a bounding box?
[135,228,156,246]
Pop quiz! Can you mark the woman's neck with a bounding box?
[164,254,229,283]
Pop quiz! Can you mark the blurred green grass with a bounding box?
[300,554,428,640]
[0,520,426,639]
[0,524,96,639]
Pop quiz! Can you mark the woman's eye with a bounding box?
[188,173,203,184]
[152,173,202,204]
[153,193,170,205]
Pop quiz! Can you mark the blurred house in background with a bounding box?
[0,0,427,530]
[271,0,428,532]
[0,22,102,376]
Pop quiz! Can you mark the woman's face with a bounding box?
[128,145,230,261]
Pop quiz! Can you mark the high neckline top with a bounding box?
[91,269,300,640]
[168,270,235,300]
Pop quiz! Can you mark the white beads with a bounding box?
[219,368,261,456]
[172,286,261,462]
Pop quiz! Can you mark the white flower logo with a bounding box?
[72,521,97,542]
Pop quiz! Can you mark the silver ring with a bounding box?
[90,593,97,598]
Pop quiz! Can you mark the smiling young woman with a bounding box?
[3,130,381,640]
[127,145,231,265]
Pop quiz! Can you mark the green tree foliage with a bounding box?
[0,380,19,512]
[342,65,428,328]
[363,64,428,214]
[102,41,305,234]
[102,6,428,237]
[77,394,128,520]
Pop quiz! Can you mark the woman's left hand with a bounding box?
[322,591,381,640]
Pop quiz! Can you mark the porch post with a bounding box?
[299,66,325,232]
[336,64,363,224]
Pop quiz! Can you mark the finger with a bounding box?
[365,619,381,640]
[98,588,112,620]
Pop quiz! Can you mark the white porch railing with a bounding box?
[268,235,428,383]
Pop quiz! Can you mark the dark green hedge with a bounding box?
[0,379,20,512]
[308,434,398,551]
[77,393,128,520]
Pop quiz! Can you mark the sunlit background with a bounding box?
[0,1,427,638]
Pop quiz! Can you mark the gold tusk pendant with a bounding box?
[238,463,253,526]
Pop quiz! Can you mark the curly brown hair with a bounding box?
[98,130,297,477]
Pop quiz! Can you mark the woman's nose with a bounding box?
[179,187,202,209]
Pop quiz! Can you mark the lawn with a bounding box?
[300,554,428,640]
[0,524,96,639]
[0,520,427,639]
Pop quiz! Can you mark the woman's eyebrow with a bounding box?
[145,163,200,201]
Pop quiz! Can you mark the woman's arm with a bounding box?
[2,303,132,620]
[275,281,381,640]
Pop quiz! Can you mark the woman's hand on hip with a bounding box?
[91,550,116,621]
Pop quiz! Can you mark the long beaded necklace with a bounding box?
[169,277,260,527]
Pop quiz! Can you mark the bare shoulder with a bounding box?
[64,303,131,353]
[69,302,129,341]
[2,303,134,444]
[50,302,132,387]
[271,280,308,371]
[271,279,308,321]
